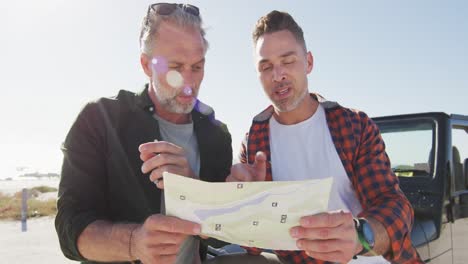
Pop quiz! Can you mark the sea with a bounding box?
[0,177,60,195]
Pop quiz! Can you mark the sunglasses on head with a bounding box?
[145,3,200,26]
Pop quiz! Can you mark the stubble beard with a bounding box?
[152,77,196,114]
[272,83,308,113]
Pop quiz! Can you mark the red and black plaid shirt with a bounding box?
[239,94,423,264]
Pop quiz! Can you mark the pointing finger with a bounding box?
[253,151,267,181]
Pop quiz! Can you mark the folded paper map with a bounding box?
[164,172,333,250]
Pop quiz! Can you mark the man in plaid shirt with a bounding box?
[225,10,423,264]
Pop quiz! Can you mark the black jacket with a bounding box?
[55,86,232,263]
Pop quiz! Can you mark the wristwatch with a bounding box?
[354,218,375,255]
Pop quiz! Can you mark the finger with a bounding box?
[146,215,201,235]
[139,139,159,162]
[149,165,187,189]
[303,250,349,264]
[228,164,253,182]
[141,153,187,174]
[144,254,177,264]
[149,164,192,182]
[149,171,165,189]
[297,238,355,254]
[140,151,156,162]
[139,141,184,155]
[148,165,172,182]
[157,254,177,263]
[300,211,353,228]
[146,231,188,245]
[225,174,238,182]
[156,179,164,189]
[252,151,267,181]
[290,225,354,240]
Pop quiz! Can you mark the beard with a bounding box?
[152,75,197,114]
[271,81,308,113]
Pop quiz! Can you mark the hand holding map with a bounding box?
[164,172,333,250]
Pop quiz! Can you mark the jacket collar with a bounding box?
[252,93,340,122]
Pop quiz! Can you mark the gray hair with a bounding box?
[139,6,209,55]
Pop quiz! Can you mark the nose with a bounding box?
[180,68,195,88]
[272,65,286,82]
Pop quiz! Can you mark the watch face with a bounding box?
[362,222,375,247]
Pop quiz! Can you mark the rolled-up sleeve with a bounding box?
[55,102,109,261]
[353,113,422,263]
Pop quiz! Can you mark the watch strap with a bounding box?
[353,218,372,257]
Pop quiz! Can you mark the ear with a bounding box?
[140,54,152,78]
[306,51,313,74]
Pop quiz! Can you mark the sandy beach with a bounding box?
[0,217,75,263]
[0,178,73,263]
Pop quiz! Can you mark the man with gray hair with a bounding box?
[56,3,232,264]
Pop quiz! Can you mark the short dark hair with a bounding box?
[252,10,306,51]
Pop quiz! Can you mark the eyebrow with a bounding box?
[168,58,205,66]
[192,58,205,66]
[258,51,297,65]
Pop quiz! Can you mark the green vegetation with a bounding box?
[30,186,57,193]
[0,187,57,220]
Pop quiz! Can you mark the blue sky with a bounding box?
[1,0,467,178]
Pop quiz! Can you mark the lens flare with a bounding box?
[166,70,184,88]
[151,56,168,74]
[183,86,193,96]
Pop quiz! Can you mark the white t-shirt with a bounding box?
[269,104,389,264]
